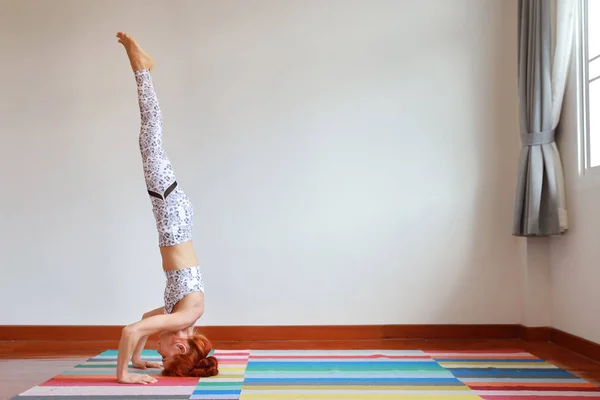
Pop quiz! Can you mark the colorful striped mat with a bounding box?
[12,349,600,399]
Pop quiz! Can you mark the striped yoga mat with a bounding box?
[12,349,600,399]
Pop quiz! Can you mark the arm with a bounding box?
[117,310,197,383]
[131,307,164,368]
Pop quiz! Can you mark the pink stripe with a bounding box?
[427,350,527,354]
[480,397,600,400]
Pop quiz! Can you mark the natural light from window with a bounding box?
[588,0,600,166]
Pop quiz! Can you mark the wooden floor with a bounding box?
[2,339,600,399]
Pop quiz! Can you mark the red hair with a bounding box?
[161,333,219,377]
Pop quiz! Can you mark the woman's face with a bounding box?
[157,331,187,369]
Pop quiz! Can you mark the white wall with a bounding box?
[550,32,600,343]
[0,0,524,326]
[522,239,552,327]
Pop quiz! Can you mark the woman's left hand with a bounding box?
[117,372,158,384]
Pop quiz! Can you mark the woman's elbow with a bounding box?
[122,324,140,339]
[184,306,204,327]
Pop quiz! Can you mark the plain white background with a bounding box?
[0,0,526,326]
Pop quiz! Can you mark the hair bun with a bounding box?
[190,355,219,377]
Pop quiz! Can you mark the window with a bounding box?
[581,0,600,169]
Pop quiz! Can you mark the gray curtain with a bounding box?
[513,0,568,237]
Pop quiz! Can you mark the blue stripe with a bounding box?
[192,390,242,395]
[96,350,160,357]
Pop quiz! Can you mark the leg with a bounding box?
[135,70,194,246]
[135,69,174,197]
[117,33,194,247]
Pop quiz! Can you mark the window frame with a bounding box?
[578,0,600,176]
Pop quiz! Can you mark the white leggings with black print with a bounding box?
[135,69,194,247]
[135,70,204,314]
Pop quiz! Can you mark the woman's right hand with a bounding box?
[117,372,158,385]
[132,359,162,370]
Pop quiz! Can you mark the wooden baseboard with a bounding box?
[3,325,598,364]
[0,324,522,342]
[207,324,523,342]
[0,324,600,362]
[521,326,552,342]
[551,328,600,363]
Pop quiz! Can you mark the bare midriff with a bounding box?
[160,240,200,271]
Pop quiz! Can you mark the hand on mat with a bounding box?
[118,373,158,385]
[132,359,162,370]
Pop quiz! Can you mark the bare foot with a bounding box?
[116,32,155,72]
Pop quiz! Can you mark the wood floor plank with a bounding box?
[0,358,86,399]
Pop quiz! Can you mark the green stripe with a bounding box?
[244,371,455,377]
[195,384,243,390]
[195,382,243,387]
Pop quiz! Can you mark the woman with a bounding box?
[114,32,218,384]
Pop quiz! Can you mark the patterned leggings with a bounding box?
[135,70,194,247]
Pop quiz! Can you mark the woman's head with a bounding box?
[157,331,218,377]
